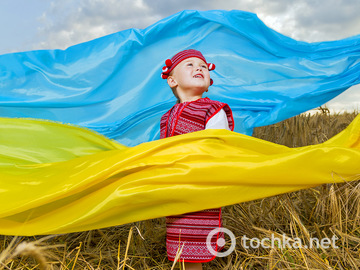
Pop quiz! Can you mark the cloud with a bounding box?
[327,85,360,112]
[36,0,161,50]
[35,0,360,52]
[287,0,360,41]
[204,0,360,42]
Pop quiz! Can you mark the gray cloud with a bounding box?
[205,0,360,42]
[35,0,360,51]
[288,0,360,41]
[327,85,360,112]
[36,0,160,50]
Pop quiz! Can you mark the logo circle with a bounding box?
[206,227,236,257]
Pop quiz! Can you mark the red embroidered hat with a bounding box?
[161,49,216,85]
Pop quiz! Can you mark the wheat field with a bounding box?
[1,109,359,270]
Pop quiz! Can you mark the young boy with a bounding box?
[160,49,234,270]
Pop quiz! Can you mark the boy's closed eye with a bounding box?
[186,63,208,69]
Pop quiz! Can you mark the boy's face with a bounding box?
[167,57,211,96]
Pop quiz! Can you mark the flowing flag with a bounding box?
[0,10,359,236]
[0,10,359,146]
[0,115,359,235]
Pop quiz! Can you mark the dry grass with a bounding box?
[253,107,358,147]
[1,109,359,269]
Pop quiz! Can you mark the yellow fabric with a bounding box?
[0,116,359,236]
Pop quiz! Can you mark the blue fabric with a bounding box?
[0,10,359,146]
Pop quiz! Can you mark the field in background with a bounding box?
[1,109,359,270]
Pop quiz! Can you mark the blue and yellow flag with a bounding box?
[0,10,359,236]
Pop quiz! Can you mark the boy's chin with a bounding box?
[178,86,209,96]
[192,89,208,96]
[192,85,209,93]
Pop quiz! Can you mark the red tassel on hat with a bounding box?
[165,59,172,67]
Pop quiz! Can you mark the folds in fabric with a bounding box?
[0,10,360,146]
[0,115,359,236]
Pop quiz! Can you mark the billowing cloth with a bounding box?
[1,10,360,146]
[1,9,360,237]
[0,115,359,236]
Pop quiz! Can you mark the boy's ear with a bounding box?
[167,76,178,88]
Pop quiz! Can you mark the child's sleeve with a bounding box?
[205,109,231,130]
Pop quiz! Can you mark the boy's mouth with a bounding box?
[193,74,204,79]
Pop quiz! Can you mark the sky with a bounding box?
[0,0,359,112]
